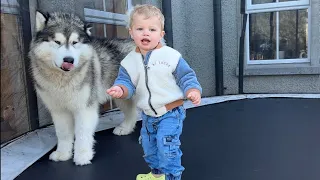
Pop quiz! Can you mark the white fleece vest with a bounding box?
[121,46,184,117]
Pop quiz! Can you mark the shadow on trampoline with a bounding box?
[16,98,320,180]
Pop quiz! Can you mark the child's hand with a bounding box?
[106,86,123,98]
[187,90,201,106]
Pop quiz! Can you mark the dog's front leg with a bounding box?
[73,105,99,165]
[49,111,74,162]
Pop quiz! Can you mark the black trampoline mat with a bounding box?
[15,98,320,180]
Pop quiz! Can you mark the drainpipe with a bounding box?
[213,0,224,95]
[238,0,247,94]
[162,0,173,48]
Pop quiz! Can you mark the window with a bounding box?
[84,0,129,38]
[246,0,310,64]
[84,0,146,38]
[83,0,145,113]
[1,0,30,143]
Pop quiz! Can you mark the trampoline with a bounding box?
[5,97,320,180]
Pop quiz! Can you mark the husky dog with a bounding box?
[29,11,138,165]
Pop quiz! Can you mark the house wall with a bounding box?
[171,1,216,97]
[172,0,319,95]
[34,0,320,99]
[221,0,240,95]
[221,0,320,94]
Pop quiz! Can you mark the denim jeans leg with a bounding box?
[141,113,159,171]
[156,106,186,180]
[166,174,182,180]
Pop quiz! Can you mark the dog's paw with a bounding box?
[73,149,94,166]
[113,123,134,135]
[49,150,72,162]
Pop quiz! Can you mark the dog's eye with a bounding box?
[54,40,61,45]
[72,41,78,45]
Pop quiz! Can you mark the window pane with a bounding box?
[252,0,275,4]
[84,0,127,14]
[249,12,276,60]
[1,13,30,143]
[252,0,299,4]
[105,0,127,14]
[279,9,308,59]
[91,23,129,39]
[279,0,299,2]
[105,24,129,38]
[91,23,105,37]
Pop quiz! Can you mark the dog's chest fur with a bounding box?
[34,68,94,111]
[38,83,92,111]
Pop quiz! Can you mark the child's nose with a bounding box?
[143,30,150,36]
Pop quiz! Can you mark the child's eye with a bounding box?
[137,28,143,31]
[150,29,156,32]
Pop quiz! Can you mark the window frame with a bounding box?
[247,0,309,13]
[245,0,311,65]
[84,0,133,38]
[84,8,128,24]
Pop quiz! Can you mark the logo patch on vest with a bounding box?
[151,61,171,68]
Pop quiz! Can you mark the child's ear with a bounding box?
[129,28,133,38]
[161,30,165,38]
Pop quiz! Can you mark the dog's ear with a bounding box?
[84,23,92,36]
[36,11,49,32]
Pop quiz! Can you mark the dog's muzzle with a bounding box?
[61,57,74,71]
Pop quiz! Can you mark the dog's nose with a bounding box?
[63,57,74,64]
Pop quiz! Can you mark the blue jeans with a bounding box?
[140,106,186,180]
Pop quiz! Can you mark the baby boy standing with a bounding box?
[107,4,202,180]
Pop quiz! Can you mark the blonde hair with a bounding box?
[129,4,165,30]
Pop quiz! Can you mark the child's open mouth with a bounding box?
[141,38,150,45]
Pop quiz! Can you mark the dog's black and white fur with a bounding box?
[29,11,137,165]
